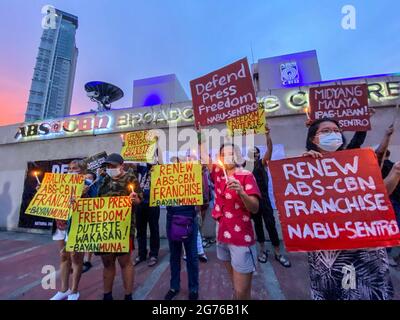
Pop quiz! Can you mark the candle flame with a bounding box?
[217,159,224,168]
[33,171,39,176]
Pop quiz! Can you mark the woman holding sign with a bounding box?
[303,118,394,300]
[201,141,260,300]
[50,160,95,301]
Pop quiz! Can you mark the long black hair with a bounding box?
[306,118,346,152]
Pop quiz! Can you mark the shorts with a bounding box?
[52,228,67,241]
[216,242,257,274]
[94,236,135,256]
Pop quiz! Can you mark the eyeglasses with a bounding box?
[317,128,342,135]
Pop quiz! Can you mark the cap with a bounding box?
[103,153,124,166]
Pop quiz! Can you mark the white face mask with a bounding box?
[317,132,343,152]
[68,171,78,175]
[85,179,94,185]
[106,168,120,178]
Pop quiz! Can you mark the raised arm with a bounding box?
[384,161,400,195]
[198,129,213,171]
[375,124,394,165]
[262,125,273,167]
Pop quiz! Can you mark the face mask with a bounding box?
[68,171,78,175]
[106,168,120,178]
[85,179,93,185]
[317,132,343,152]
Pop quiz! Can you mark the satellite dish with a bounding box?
[84,81,124,112]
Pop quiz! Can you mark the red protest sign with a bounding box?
[269,148,400,252]
[309,84,370,131]
[190,58,258,128]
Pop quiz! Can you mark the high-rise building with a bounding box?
[25,9,78,122]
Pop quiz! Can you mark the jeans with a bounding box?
[136,202,160,259]
[167,215,199,293]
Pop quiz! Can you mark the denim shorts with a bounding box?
[216,242,257,273]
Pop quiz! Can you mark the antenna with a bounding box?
[84,81,124,112]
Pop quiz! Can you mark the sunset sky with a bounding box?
[0,0,399,126]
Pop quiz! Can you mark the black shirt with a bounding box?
[251,159,269,199]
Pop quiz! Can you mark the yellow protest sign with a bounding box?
[66,196,132,253]
[25,173,85,220]
[226,107,266,136]
[120,130,157,163]
[150,163,203,207]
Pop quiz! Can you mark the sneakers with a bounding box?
[164,289,179,300]
[50,289,72,300]
[148,256,158,267]
[67,292,80,300]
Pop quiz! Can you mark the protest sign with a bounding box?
[149,162,203,206]
[190,58,258,128]
[83,152,108,171]
[25,173,85,220]
[66,196,132,253]
[18,158,79,229]
[120,130,157,163]
[226,106,266,136]
[269,148,400,252]
[309,84,370,131]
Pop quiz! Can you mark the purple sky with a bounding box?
[0,0,399,125]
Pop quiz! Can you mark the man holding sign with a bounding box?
[270,118,400,300]
[96,153,142,301]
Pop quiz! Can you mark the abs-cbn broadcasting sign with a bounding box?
[14,106,194,141]
[15,114,111,140]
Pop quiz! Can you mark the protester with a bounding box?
[97,153,142,300]
[50,160,95,300]
[135,163,161,267]
[303,118,394,300]
[201,142,260,300]
[182,154,208,263]
[245,125,290,267]
[164,156,200,300]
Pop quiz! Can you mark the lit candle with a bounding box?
[304,107,311,120]
[128,183,134,193]
[33,171,41,185]
[217,159,228,181]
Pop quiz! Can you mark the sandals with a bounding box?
[275,254,291,268]
[258,251,268,264]
[202,238,215,248]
